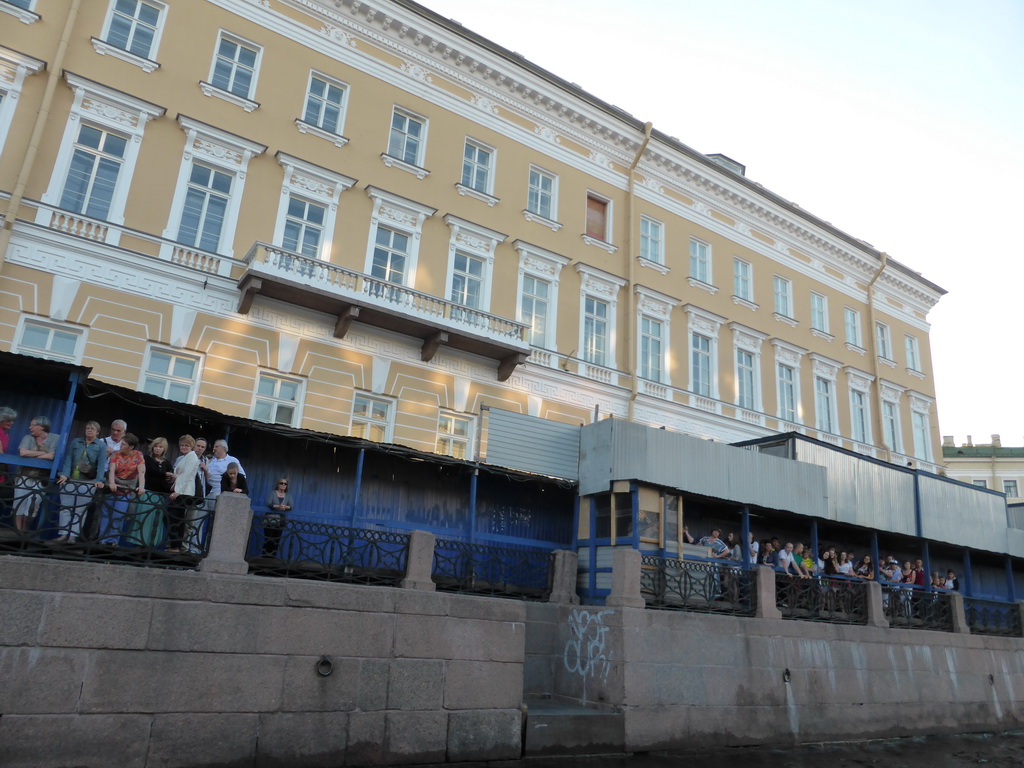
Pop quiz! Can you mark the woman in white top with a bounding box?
[167,434,200,553]
[836,551,854,575]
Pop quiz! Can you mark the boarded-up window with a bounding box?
[586,194,608,240]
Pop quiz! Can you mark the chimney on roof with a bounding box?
[966,435,973,447]
[942,435,954,447]
[992,434,1002,448]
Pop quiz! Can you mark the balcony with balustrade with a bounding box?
[237,243,531,380]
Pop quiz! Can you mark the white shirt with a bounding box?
[207,453,245,498]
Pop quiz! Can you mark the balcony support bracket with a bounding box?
[237,276,263,315]
[421,331,448,362]
[334,305,360,339]
[497,352,529,382]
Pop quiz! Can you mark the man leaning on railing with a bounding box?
[13,416,60,534]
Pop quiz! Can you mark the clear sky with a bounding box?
[424,0,1024,447]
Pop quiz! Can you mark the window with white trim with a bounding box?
[273,154,355,261]
[451,251,485,310]
[814,376,835,433]
[585,194,610,241]
[176,163,233,252]
[444,215,502,317]
[736,349,756,410]
[521,276,550,347]
[0,52,43,157]
[876,322,892,360]
[685,305,724,402]
[1004,480,1018,497]
[101,0,165,60]
[253,373,302,426]
[437,412,474,459]
[58,124,128,221]
[363,187,435,288]
[905,334,921,372]
[636,287,676,386]
[882,399,902,453]
[733,258,752,302]
[844,307,862,347]
[351,394,393,442]
[692,333,712,397]
[387,108,426,166]
[302,72,347,135]
[140,348,200,403]
[527,167,556,221]
[371,227,410,284]
[576,264,624,368]
[773,276,793,318]
[210,33,260,99]
[7,0,35,9]
[461,140,493,194]
[973,480,988,488]
[16,319,84,364]
[640,217,664,265]
[583,296,609,367]
[689,238,711,284]
[810,293,828,333]
[281,197,325,258]
[640,317,664,383]
[911,410,931,462]
[777,363,797,422]
[516,241,569,351]
[730,323,765,413]
[850,390,869,443]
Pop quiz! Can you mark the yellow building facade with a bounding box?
[0,0,946,470]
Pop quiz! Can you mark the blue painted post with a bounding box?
[588,497,597,599]
[740,506,751,570]
[912,466,922,538]
[871,532,881,582]
[52,373,80,479]
[350,448,365,527]
[630,483,640,550]
[962,549,973,598]
[1006,557,1015,602]
[810,520,819,566]
[922,541,932,593]
[468,468,478,543]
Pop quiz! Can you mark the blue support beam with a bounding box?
[740,506,751,570]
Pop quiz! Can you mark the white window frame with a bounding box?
[776,362,798,424]
[576,264,625,369]
[582,192,615,253]
[908,392,934,463]
[14,317,86,364]
[639,216,665,266]
[689,238,711,285]
[876,322,893,361]
[810,292,830,335]
[0,0,39,24]
[684,304,725,404]
[0,50,44,157]
[139,346,202,404]
[905,334,922,373]
[200,30,262,111]
[730,322,766,413]
[443,215,505,314]
[383,107,428,174]
[880,381,905,454]
[436,411,475,460]
[296,70,349,145]
[252,371,304,427]
[773,275,794,320]
[37,72,163,243]
[514,240,569,352]
[809,354,840,435]
[161,115,266,259]
[844,307,863,350]
[459,137,495,196]
[525,165,558,227]
[94,0,167,72]
[363,187,436,288]
[55,122,131,224]
[351,392,395,443]
[733,258,753,304]
[1004,480,1018,497]
[273,152,356,260]
[973,480,989,489]
[846,368,875,445]
[635,286,677,385]
[771,339,806,426]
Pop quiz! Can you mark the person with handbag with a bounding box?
[55,420,108,543]
[98,433,145,546]
[262,477,292,556]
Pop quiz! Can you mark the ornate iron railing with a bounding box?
[246,514,409,586]
[882,584,953,632]
[776,573,868,625]
[640,555,755,616]
[964,597,1023,637]
[0,476,212,568]
[431,538,554,600]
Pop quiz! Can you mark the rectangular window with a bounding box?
[104,0,163,59]
[876,322,892,360]
[640,217,663,264]
[351,394,392,442]
[640,317,663,382]
[370,226,409,285]
[461,140,492,193]
[1004,480,1018,497]
[736,350,755,410]
[17,320,83,363]
[777,364,796,422]
[282,196,326,258]
[450,252,485,309]
[882,401,900,451]
[527,167,555,220]
[973,480,989,489]
[176,163,233,252]
[141,349,199,403]
[583,296,609,367]
[911,411,931,461]
[521,275,550,347]
[773,276,793,318]
[733,258,752,301]
[303,73,347,135]
[692,333,712,397]
[905,335,921,371]
[211,34,260,98]
[844,308,862,347]
[388,109,425,166]
[437,413,474,459]
[253,374,301,426]
[850,390,868,443]
[814,377,834,432]
[8,0,34,8]
[585,194,608,240]
[689,238,710,283]
[58,124,128,221]
[810,293,828,333]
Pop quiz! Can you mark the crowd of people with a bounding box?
[687,526,959,591]
[0,409,292,555]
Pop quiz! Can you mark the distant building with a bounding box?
[943,435,1024,501]
[0,0,945,469]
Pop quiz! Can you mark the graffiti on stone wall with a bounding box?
[563,608,614,704]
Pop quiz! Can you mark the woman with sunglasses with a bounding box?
[262,478,292,557]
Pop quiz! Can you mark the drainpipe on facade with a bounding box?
[866,252,889,461]
[0,0,82,266]
[626,122,654,422]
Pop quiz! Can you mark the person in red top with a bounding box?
[99,433,145,546]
